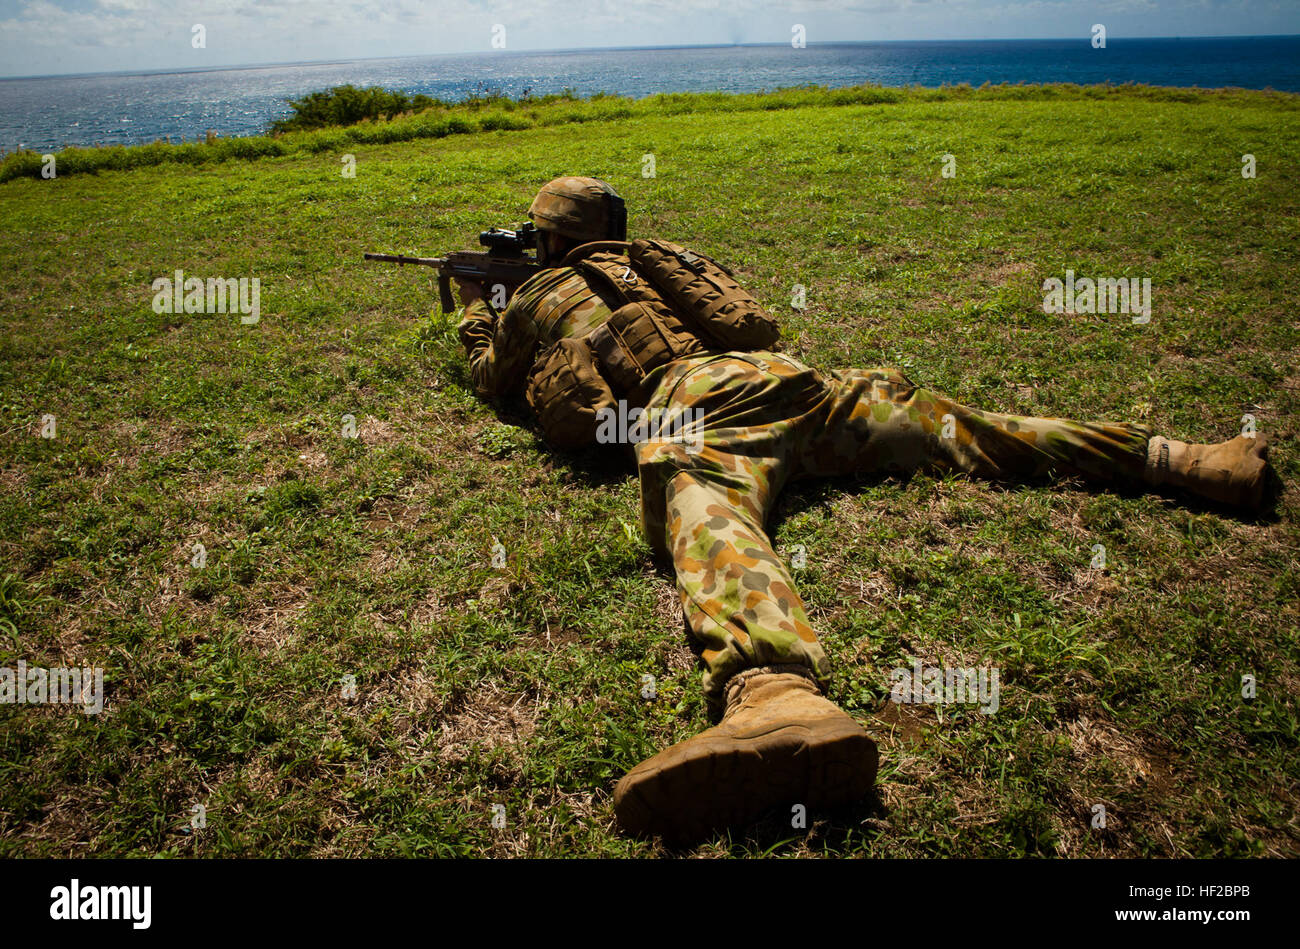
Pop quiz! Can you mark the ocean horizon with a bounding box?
[3,36,1298,153]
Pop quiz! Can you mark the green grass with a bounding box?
[3,82,1292,183]
[0,85,1297,857]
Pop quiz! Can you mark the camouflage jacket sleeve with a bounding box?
[456,295,540,399]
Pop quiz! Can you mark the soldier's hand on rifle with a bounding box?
[454,278,485,307]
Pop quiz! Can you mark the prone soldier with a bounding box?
[454,176,1272,842]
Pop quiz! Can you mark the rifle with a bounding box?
[365,223,542,312]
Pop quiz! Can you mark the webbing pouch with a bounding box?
[524,336,617,451]
[588,301,709,395]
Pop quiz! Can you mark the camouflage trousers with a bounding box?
[633,350,1152,719]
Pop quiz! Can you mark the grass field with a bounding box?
[1,85,1297,857]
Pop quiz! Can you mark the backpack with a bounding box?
[623,239,781,351]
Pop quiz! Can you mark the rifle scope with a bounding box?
[478,223,537,255]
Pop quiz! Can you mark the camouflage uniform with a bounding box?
[459,268,1152,719]
[459,267,613,399]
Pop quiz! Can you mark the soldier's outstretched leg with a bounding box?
[613,351,1271,841]
[794,365,1152,484]
[615,353,878,841]
[795,366,1269,508]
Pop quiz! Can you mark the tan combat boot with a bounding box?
[613,666,879,842]
[1145,434,1270,510]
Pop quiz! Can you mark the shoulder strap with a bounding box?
[576,256,638,311]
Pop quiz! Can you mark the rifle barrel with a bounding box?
[363,253,446,267]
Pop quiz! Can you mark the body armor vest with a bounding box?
[524,240,780,450]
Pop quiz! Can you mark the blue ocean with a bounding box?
[1,37,1297,153]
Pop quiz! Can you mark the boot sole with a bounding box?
[614,718,879,842]
[1214,435,1269,509]
[1239,436,1270,509]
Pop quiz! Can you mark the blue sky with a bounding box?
[0,0,1296,78]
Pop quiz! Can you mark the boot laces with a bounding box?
[722,664,821,720]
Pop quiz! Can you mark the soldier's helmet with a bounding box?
[528,176,627,242]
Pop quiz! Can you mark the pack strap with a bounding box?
[575,256,641,311]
